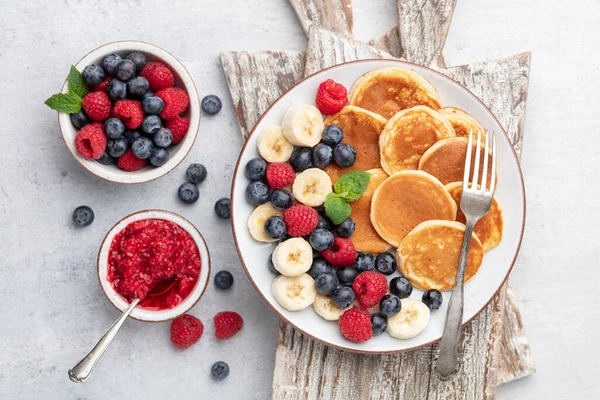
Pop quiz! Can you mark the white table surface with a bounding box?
[0,0,597,399]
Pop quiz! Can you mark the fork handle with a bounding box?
[435,218,477,380]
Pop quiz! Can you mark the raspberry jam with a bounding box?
[107,219,201,310]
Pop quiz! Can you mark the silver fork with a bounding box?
[434,129,497,380]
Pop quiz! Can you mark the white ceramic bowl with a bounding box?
[231,60,526,353]
[59,40,201,184]
[98,210,210,322]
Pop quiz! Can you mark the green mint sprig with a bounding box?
[44,66,87,113]
[325,171,371,224]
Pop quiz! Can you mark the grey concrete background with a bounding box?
[0,0,598,398]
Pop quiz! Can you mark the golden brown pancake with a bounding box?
[438,107,485,138]
[349,67,441,119]
[379,106,455,174]
[397,220,484,291]
[350,169,391,253]
[323,106,387,184]
[445,182,504,252]
[370,171,457,247]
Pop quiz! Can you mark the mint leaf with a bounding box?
[67,66,87,98]
[334,171,371,202]
[44,92,82,113]
[324,193,351,225]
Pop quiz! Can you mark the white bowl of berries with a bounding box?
[49,40,200,184]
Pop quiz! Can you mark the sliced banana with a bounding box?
[281,105,325,147]
[247,203,283,243]
[386,298,431,340]
[313,293,353,321]
[271,273,317,311]
[257,126,294,162]
[292,168,332,207]
[272,237,313,276]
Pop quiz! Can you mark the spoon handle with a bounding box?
[68,298,140,383]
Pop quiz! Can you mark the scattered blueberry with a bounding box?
[211,361,229,380]
[309,228,334,251]
[335,217,355,238]
[127,76,149,97]
[314,272,339,295]
[72,206,94,227]
[106,136,128,158]
[126,51,147,72]
[308,257,332,279]
[322,124,344,147]
[96,152,115,165]
[379,294,402,317]
[312,143,333,168]
[422,289,443,310]
[115,59,136,81]
[70,109,88,129]
[102,54,122,76]
[82,65,104,86]
[187,163,207,184]
[142,115,162,135]
[354,252,375,272]
[142,96,165,115]
[333,143,356,168]
[371,313,387,336]
[125,129,142,145]
[201,95,222,115]
[336,267,359,286]
[131,137,154,159]
[107,78,127,101]
[317,212,334,232]
[142,90,155,99]
[264,216,286,239]
[375,252,396,275]
[244,157,267,181]
[149,147,169,167]
[104,117,125,139]
[389,276,413,299]
[245,181,270,205]
[270,189,294,210]
[331,286,355,309]
[178,182,200,204]
[214,198,231,219]
[290,147,313,172]
[268,252,280,274]
[278,234,292,244]
[153,127,173,148]
[214,270,234,290]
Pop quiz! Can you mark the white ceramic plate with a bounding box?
[230,60,525,353]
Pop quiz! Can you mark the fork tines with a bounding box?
[463,129,497,193]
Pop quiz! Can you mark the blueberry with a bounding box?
[309,228,334,251]
[268,252,280,274]
[96,152,115,165]
[211,361,229,380]
[142,90,155,99]
[125,129,143,145]
[308,257,332,278]
[375,252,396,276]
[244,157,267,181]
[149,147,169,167]
[104,117,125,139]
[290,147,313,172]
[178,182,200,204]
[70,109,88,129]
[72,206,94,227]
[331,286,355,309]
[245,181,270,205]
[333,143,356,168]
[153,127,173,148]
[82,65,104,86]
[107,78,127,101]
[107,136,128,158]
[132,137,154,159]
[142,96,165,115]
[354,252,375,272]
[322,124,344,146]
[379,294,402,317]
[312,143,333,168]
[335,217,355,238]
[336,267,359,286]
[214,270,234,290]
[126,51,147,72]
[214,198,231,219]
[317,212,334,232]
[127,76,149,97]
[102,54,122,76]
[389,276,413,299]
[201,95,222,115]
[270,189,294,210]
[422,289,443,310]
[142,115,162,135]
[314,272,339,295]
[371,313,387,336]
[187,163,207,184]
[264,216,286,239]
[115,59,136,81]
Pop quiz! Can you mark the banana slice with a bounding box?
[248,203,283,242]
[386,298,431,340]
[313,293,353,320]
[292,168,332,207]
[271,273,317,311]
[257,126,294,162]
[272,237,313,276]
[281,105,324,147]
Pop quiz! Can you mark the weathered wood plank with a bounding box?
[367,26,403,59]
[289,0,353,38]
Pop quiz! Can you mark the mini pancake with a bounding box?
[350,169,391,253]
[397,220,484,291]
[349,67,441,119]
[323,106,387,184]
[445,182,504,252]
[438,107,485,138]
[370,170,457,247]
[418,137,495,186]
[379,106,455,174]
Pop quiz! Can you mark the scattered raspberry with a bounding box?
[112,99,144,129]
[82,91,112,121]
[74,122,107,160]
[283,205,319,237]
[214,311,243,340]
[338,308,372,342]
[352,271,388,308]
[170,314,204,349]
[321,237,356,268]
[315,79,348,115]
[266,163,295,190]
[140,61,175,91]
[165,115,190,144]
[117,149,147,171]
[92,76,111,92]
[156,87,189,120]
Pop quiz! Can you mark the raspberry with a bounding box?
[165,115,190,144]
[117,149,147,171]
[74,122,107,160]
[283,205,319,237]
[170,314,204,349]
[140,61,175,91]
[92,76,111,92]
[352,271,388,308]
[321,237,356,268]
[266,163,295,190]
[156,87,189,120]
[82,91,112,121]
[214,311,243,340]
[315,79,348,115]
[112,99,144,129]
[338,308,372,342]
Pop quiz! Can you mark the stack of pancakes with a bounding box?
[324,67,504,291]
